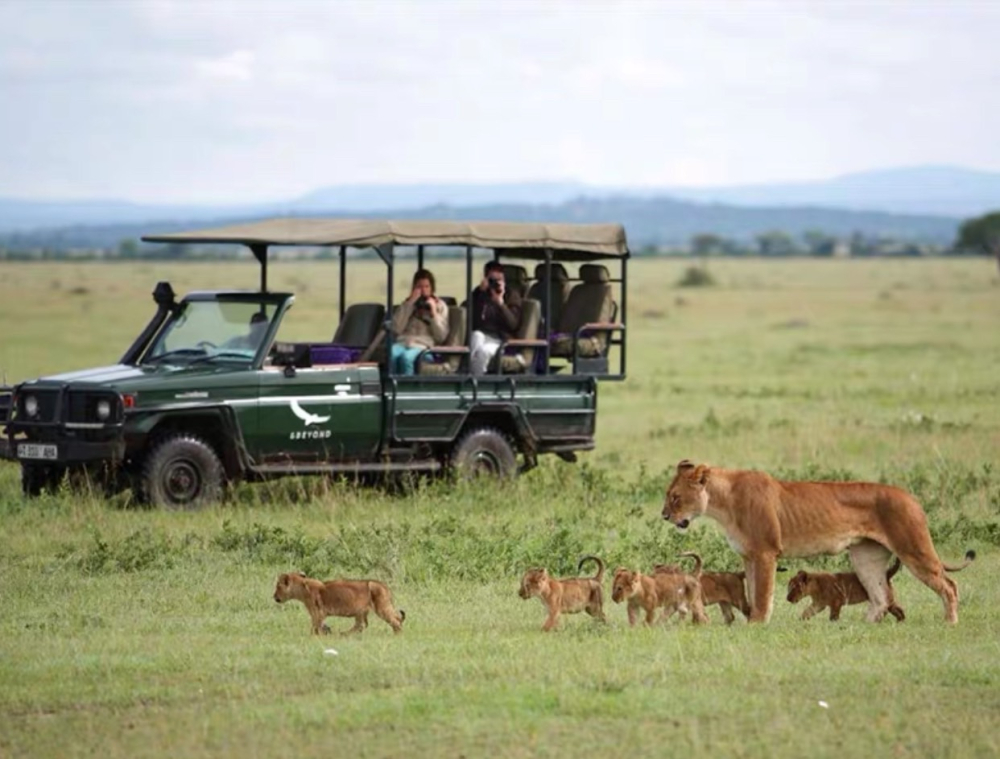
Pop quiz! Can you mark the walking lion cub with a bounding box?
[518,555,606,631]
[273,572,405,635]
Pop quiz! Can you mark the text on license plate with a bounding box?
[17,443,58,460]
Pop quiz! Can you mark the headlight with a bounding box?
[24,395,38,418]
[96,399,111,420]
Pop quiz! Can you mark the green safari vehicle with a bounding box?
[0,219,628,507]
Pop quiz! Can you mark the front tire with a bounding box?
[450,427,517,480]
[21,463,63,497]
[141,434,224,509]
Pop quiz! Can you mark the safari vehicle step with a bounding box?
[1,218,628,507]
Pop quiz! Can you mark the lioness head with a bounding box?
[519,568,550,600]
[273,572,305,603]
[662,460,710,529]
[786,571,813,603]
[611,568,641,603]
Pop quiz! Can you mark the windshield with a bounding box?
[144,299,276,364]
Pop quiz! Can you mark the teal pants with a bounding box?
[391,343,425,375]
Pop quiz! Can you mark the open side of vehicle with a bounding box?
[0,219,628,507]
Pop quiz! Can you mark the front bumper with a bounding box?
[1,385,126,465]
[2,435,125,465]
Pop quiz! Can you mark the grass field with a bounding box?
[1,257,999,758]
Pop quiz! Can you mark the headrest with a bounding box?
[503,264,528,284]
[533,263,569,281]
[579,264,610,284]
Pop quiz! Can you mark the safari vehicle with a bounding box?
[0,219,628,507]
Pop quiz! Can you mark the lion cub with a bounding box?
[786,558,906,622]
[613,552,708,626]
[655,561,750,625]
[273,572,405,635]
[518,555,606,631]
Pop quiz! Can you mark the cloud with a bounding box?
[1,0,999,203]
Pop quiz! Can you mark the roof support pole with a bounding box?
[620,256,628,376]
[417,244,424,271]
[338,245,346,321]
[543,248,553,343]
[465,245,473,353]
[250,244,268,293]
[376,243,395,375]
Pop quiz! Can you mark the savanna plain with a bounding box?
[1,257,999,758]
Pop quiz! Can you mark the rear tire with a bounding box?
[450,427,517,480]
[141,434,224,509]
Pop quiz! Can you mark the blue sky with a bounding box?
[2,0,999,203]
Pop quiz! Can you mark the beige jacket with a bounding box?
[392,297,449,349]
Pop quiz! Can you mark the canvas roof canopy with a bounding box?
[142,218,629,260]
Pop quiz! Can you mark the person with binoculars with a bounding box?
[469,260,522,375]
[390,269,449,375]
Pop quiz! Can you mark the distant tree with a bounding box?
[690,233,724,257]
[118,238,140,259]
[801,229,837,257]
[756,230,798,257]
[955,211,1000,273]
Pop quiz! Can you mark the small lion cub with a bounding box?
[518,555,606,631]
[273,572,406,635]
[786,558,905,622]
[614,552,708,626]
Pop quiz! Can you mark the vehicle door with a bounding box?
[249,364,382,463]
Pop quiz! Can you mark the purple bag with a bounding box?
[310,344,361,365]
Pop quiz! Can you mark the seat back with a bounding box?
[527,263,571,332]
[502,264,529,300]
[418,306,467,375]
[333,302,385,347]
[551,264,615,357]
[495,298,542,374]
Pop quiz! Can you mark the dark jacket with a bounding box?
[470,286,522,340]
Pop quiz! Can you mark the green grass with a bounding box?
[1,257,999,757]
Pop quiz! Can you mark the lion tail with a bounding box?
[578,555,605,583]
[679,551,703,580]
[886,557,902,580]
[943,549,976,573]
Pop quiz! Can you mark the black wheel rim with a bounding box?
[163,458,201,503]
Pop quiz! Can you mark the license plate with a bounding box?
[17,443,58,460]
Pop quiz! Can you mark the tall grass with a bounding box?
[1,258,998,758]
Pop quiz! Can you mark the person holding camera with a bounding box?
[469,260,522,375]
[389,269,449,375]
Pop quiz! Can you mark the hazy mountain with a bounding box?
[0,195,958,252]
[0,183,590,234]
[0,166,989,244]
[662,166,1000,217]
[291,181,589,213]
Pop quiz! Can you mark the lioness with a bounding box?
[518,555,606,631]
[786,558,906,622]
[654,560,750,625]
[661,460,976,624]
[273,572,405,635]
[613,553,708,626]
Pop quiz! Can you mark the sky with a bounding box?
[2,0,1000,204]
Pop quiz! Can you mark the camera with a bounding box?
[415,296,430,310]
[488,278,503,293]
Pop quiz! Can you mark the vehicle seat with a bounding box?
[527,263,571,331]
[492,298,542,374]
[418,306,468,375]
[549,264,616,359]
[333,302,385,347]
[503,264,529,300]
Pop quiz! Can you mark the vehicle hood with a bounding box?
[21,363,250,391]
